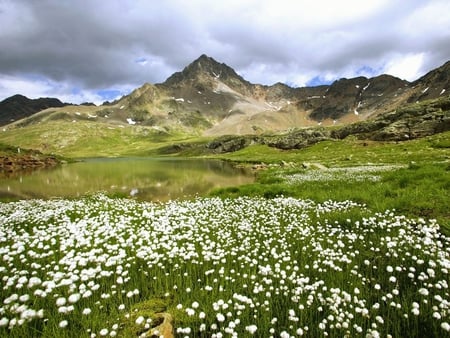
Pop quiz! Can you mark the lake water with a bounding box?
[0,158,254,201]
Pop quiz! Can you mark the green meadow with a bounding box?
[0,124,449,337]
[212,132,450,236]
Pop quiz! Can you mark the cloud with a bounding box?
[0,0,449,103]
[384,53,426,81]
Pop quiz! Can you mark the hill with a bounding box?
[0,94,67,126]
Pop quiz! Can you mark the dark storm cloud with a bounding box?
[0,0,449,103]
[0,0,179,87]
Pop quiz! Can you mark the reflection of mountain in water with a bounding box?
[0,158,254,202]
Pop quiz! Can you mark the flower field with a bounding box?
[0,194,449,337]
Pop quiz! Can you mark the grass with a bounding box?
[0,195,449,337]
[211,163,450,233]
[0,121,211,158]
[0,118,449,337]
[213,132,450,166]
[211,132,450,236]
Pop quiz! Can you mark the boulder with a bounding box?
[207,135,252,153]
[264,128,331,150]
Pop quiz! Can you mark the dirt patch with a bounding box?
[145,313,174,338]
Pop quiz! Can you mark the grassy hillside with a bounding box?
[0,121,210,158]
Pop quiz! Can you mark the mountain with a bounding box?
[3,55,450,136]
[0,94,67,126]
[407,60,450,103]
[162,54,253,95]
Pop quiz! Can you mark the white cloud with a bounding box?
[0,75,133,105]
[0,75,56,100]
[383,53,426,81]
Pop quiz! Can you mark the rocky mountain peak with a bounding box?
[162,54,251,93]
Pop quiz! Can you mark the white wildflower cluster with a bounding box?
[0,194,449,337]
[283,165,405,184]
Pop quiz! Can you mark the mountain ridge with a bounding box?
[0,94,67,126]
[1,55,449,136]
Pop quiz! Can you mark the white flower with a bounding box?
[418,288,429,296]
[56,297,66,307]
[0,318,9,327]
[375,316,384,324]
[192,301,199,309]
[245,324,257,334]
[216,313,225,322]
[68,293,81,304]
[441,322,450,332]
[135,316,145,325]
[59,320,68,328]
[99,328,109,336]
[82,290,93,298]
[82,308,92,315]
[19,294,30,302]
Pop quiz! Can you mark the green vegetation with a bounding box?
[211,163,450,235]
[214,132,450,165]
[0,118,449,337]
[211,132,450,235]
[1,195,449,337]
[0,121,211,158]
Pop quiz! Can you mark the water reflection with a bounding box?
[0,158,254,201]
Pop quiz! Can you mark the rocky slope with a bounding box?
[0,143,60,176]
[160,95,450,154]
[2,56,450,137]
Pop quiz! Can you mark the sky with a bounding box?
[0,0,449,105]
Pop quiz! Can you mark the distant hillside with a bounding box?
[2,56,450,137]
[0,94,66,126]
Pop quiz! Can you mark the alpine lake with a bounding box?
[0,157,254,201]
